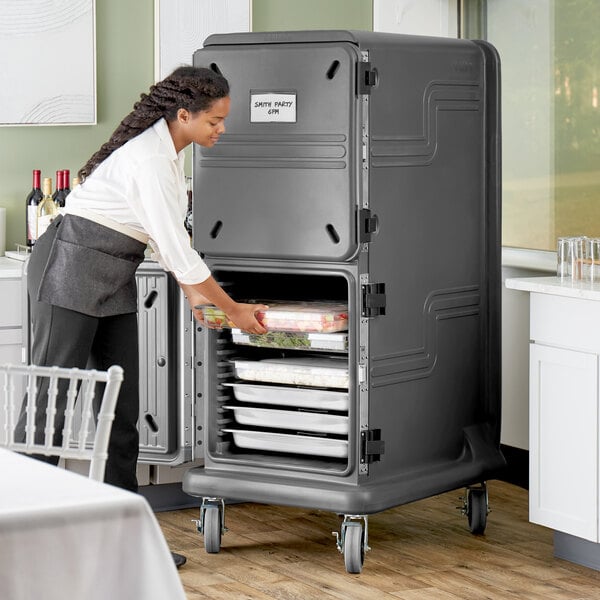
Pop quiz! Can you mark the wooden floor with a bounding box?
[156,480,600,599]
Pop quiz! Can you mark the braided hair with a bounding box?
[78,66,229,181]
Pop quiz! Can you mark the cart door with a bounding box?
[193,38,362,262]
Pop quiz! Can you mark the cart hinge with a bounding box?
[357,62,377,94]
[359,208,378,242]
[361,429,385,464]
[362,282,386,317]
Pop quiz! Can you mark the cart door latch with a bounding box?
[358,62,378,94]
[359,209,379,242]
[362,283,386,317]
[361,429,385,463]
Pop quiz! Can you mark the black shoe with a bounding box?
[171,552,187,569]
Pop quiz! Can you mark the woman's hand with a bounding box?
[226,302,268,334]
[191,304,212,328]
[178,277,267,334]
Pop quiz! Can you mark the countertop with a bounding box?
[0,255,157,280]
[0,257,24,279]
[505,276,600,302]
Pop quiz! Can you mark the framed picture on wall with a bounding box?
[0,0,96,126]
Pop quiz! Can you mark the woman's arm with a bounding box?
[178,276,267,334]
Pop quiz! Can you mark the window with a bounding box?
[483,0,600,251]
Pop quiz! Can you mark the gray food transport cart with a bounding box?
[182,30,504,573]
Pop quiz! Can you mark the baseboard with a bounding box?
[555,531,600,571]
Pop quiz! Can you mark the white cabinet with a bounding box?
[0,259,25,437]
[529,343,598,541]
[506,277,600,545]
[0,259,24,367]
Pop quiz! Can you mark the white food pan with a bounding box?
[224,405,349,434]
[233,356,349,389]
[231,329,348,352]
[223,382,349,411]
[223,428,348,458]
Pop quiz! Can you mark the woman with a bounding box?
[21,67,266,565]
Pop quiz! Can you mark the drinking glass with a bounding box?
[585,238,600,283]
[557,236,584,281]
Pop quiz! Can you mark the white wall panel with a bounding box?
[155,0,251,81]
[373,0,458,37]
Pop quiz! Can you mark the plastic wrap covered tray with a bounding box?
[223,382,349,410]
[224,405,349,434]
[223,428,348,458]
[199,301,348,333]
[231,329,348,352]
[232,356,349,389]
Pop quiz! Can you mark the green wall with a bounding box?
[252,0,373,31]
[1,0,373,252]
[0,0,154,252]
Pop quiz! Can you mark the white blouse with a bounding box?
[65,118,211,285]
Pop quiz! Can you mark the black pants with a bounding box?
[17,221,141,492]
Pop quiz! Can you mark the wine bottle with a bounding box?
[60,169,71,206]
[37,177,58,239]
[52,170,63,205]
[26,169,43,247]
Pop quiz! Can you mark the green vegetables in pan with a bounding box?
[232,330,348,352]
[239,331,314,349]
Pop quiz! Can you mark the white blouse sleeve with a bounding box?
[129,155,211,285]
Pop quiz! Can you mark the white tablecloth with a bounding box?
[0,448,186,600]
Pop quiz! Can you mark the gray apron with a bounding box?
[37,214,147,317]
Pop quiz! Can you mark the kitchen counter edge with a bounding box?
[0,257,25,279]
[505,276,600,302]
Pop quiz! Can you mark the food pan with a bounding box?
[233,356,349,389]
[222,428,348,458]
[199,301,348,333]
[231,329,348,352]
[224,405,349,434]
[223,382,349,410]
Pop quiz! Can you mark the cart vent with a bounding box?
[143,290,158,309]
[326,223,340,244]
[327,60,340,79]
[210,220,223,239]
[144,414,159,433]
[361,429,384,463]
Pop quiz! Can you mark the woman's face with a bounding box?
[188,96,230,147]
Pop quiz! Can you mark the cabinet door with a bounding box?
[529,343,598,541]
[0,329,23,364]
[0,279,21,328]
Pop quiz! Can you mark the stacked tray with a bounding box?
[224,358,349,458]
[218,301,350,459]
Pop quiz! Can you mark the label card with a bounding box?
[250,92,296,123]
